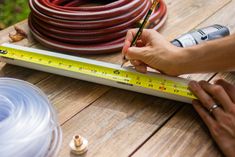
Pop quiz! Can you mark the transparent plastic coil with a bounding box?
[0,78,62,157]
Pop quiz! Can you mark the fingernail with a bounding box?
[213,79,223,84]
[198,80,207,86]
[189,81,198,89]
[133,60,141,66]
[136,66,147,74]
[125,55,130,60]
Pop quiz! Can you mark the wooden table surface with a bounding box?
[0,0,235,156]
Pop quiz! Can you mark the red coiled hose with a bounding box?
[28,0,167,54]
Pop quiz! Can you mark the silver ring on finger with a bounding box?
[209,104,220,113]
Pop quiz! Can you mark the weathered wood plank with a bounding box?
[47,78,110,124]
[133,106,222,157]
[210,72,235,84]
[59,89,182,157]
[161,0,232,40]
[0,20,35,47]
[133,1,235,156]
[0,64,50,84]
[58,74,225,157]
[0,0,231,156]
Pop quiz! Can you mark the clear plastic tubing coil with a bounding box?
[0,78,62,157]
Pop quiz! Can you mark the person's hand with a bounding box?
[122,29,185,76]
[189,79,235,157]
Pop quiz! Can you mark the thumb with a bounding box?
[126,47,149,61]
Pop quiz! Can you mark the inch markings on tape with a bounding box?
[0,43,196,103]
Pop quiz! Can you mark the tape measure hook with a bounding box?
[0,49,8,54]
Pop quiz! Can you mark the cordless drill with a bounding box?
[171,24,230,47]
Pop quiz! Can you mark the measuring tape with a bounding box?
[0,43,196,103]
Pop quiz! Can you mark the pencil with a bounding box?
[121,0,159,67]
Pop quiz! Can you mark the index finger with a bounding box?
[215,79,235,103]
[188,81,224,118]
[199,81,233,112]
[122,29,152,55]
[122,29,136,55]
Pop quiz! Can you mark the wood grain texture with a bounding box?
[59,89,182,157]
[49,79,110,124]
[0,0,232,157]
[196,1,235,34]
[132,106,222,157]
[0,64,50,84]
[133,1,235,156]
[158,0,231,39]
[0,20,35,47]
[57,74,215,157]
[210,72,235,84]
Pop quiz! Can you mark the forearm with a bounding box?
[179,34,235,74]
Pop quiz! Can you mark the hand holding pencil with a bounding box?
[121,0,160,67]
[121,28,183,76]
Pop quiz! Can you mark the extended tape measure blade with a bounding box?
[0,43,196,103]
